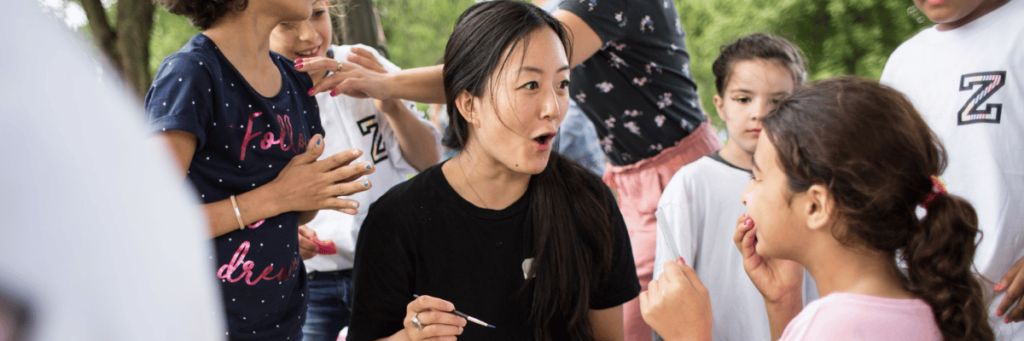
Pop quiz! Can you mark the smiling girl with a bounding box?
[267,1,440,339]
[642,77,994,341]
[346,2,639,341]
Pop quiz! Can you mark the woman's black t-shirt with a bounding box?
[348,161,640,341]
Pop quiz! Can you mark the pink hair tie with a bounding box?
[920,175,947,209]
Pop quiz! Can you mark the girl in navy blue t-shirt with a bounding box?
[145,0,375,339]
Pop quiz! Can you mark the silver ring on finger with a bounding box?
[335,61,344,73]
[410,312,423,330]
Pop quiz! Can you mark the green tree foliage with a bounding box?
[51,0,196,98]
[675,0,930,128]
[149,6,200,77]
[73,0,155,100]
[135,0,930,129]
[375,0,477,69]
[371,0,930,130]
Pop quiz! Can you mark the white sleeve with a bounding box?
[653,173,699,280]
[879,37,914,87]
[879,52,898,86]
[375,102,441,174]
[400,100,443,158]
[653,207,674,280]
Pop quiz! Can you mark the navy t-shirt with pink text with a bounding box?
[145,33,324,341]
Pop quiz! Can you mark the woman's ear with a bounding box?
[454,90,477,127]
[803,184,834,232]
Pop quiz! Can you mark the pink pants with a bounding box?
[603,122,721,341]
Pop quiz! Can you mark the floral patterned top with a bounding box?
[561,0,705,166]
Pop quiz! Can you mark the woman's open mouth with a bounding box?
[534,133,555,151]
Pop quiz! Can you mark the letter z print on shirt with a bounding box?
[357,116,389,163]
[958,71,1007,125]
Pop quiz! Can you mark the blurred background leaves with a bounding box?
[42,0,931,129]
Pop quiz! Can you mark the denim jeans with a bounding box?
[301,270,353,341]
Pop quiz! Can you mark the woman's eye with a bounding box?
[313,9,327,16]
[521,81,539,90]
[559,80,571,89]
[771,98,783,105]
[734,96,751,103]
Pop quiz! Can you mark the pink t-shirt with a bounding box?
[779,292,941,341]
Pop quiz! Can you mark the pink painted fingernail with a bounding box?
[997,310,1003,317]
[296,63,304,70]
[295,58,304,64]
[329,90,338,96]
[307,87,316,96]
[678,257,686,265]
[995,284,1003,291]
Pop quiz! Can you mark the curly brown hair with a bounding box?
[157,0,249,30]
[762,77,994,341]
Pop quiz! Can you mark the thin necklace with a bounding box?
[457,155,492,210]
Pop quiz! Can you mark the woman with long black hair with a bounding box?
[346,2,640,341]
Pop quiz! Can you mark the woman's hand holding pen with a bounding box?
[404,295,466,341]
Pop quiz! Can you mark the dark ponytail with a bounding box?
[762,77,993,341]
[905,192,991,341]
[441,2,614,340]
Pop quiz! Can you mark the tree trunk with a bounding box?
[79,0,120,68]
[332,0,390,58]
[116,0,155,100]
[78,0,155,101]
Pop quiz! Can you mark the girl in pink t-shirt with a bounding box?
[640,77,994,341]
